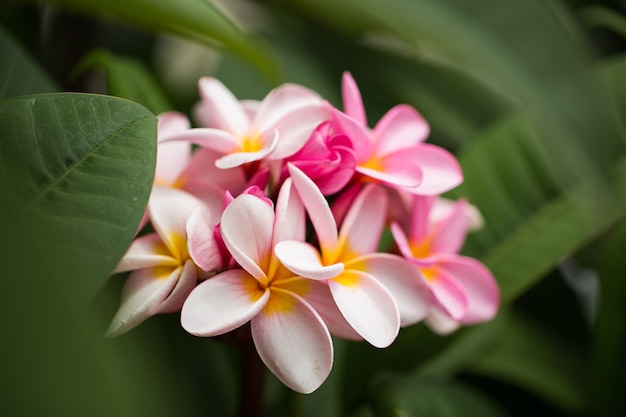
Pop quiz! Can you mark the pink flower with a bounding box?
[181,178,337,394]
[275,165,429,346]
[165,77,330,169]
[391,196,499,334]
[331,72,463,195]
[106,186,220,337]
[282,121,357,195]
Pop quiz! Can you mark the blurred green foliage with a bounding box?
[1,0,626,416]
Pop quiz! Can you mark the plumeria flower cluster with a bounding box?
[106,72,500,394]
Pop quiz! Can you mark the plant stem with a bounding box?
[237,325,265,417]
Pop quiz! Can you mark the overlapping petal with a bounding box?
[328,270,400,348]
[372,104,430,155]
[181,269,269,336]
[251,290,333,394]
[113,233,178,273]
[198,77,250,135]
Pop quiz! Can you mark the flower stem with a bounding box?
[236,325,265,417]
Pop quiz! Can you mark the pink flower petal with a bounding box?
[294,279,363,340]
[430,199,469,254]
[157,260,198,313]
[338,184,387,257]
[356,152,423,188]
[437,255,499,323]
[331,108,372,162]
[157,111,191,139]
[253,83,323,133]
[268,104,330,160]
[178,148,246,193]
[328,270,400,348]
[198,77,250,136]
[220,194,274,282]
[114,233,178,273]
[186,206,222,272]
[372,104,430,155]
[273,178,306,243]
[288,164,339,251]
[181,269,269,336]
[162,128,240,154]
[251,290,333,394]
[350,253,429,326]
[427,267,469,321]
[105,265,181,338]
[149,186,202,260]
[409,195,437,244]
[425,304,461,335]
[215,128,278,169]
[341,72,367,126]
[155,112,192,185]
[275,241,344,280]
[406,144,463,195]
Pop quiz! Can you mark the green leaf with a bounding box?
[0,93,156,298]
[74,49,172,115]
[580,6,626,41]
[453,113,626,303]
[468,311,589,414]
[591,221,626,416]
[41,0,278,81]
[371,376,507,417]
[0,24,58,99]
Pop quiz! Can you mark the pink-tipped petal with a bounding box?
[149,186,202,260]
[162,128,240,154]
[157,260,198,313]
[105,266,180,338]
[198,77,250,136]
[329,270,400,348]
[409,196,437,244]
[341,72,367,125]
[114,233,178,273]
[155,140,192,186]
[251,290,333,394]
[179,148,247,193]
[372,105,430,155]
[357,152,423,188]
[157,112,191,139]
[331,109,372,162]
[437,255,500,323]
[273,178,306,243]
[220,194,274,282]
[253,83,323,133]
[215,128,278,169]
[297,279,363,340]
[406,144,463,195]
[390,222,415,261]
[181,269,269,336]
[186,206,222,272]
[268,104,330,160]
[288,164,339,251]
[351,253,429,327]
[425,304,461,335]
[275,241,344,280]
[430,199,469,254]
[338,184,387,257]
[427,267,469,321]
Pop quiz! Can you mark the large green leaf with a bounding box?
[591,220,626,416]
[0,25,57,99]
[468,311,588,414]
[0,93,156,298]
[41,0,278,81]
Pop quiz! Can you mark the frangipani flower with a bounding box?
[391,196,499,334]
[331,72,463,195]
[106,186,219,338]
[283,121,357,195]
[167,77,330,169]
[275,165,429,347]
[181,178,336,394]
